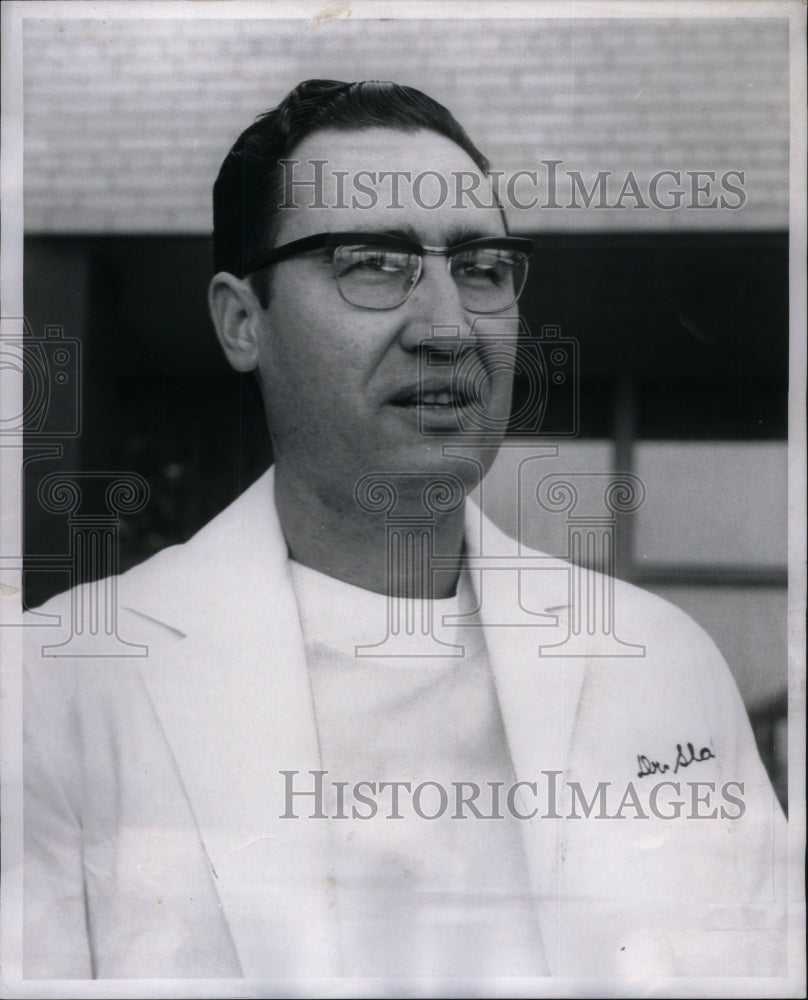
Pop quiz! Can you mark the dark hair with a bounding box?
[212,79,494,300]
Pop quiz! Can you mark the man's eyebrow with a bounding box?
[383,226,421,242]
[347,226,420,243]
[357,226,504,246]
[442,226,501,246]
[319,226,420,244]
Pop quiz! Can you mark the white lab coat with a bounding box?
[23,468,786,981]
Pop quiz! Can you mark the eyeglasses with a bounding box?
[245,232,533,313]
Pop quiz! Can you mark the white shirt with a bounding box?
[290,561,548,977]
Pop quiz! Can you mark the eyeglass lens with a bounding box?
[333,245,527,312]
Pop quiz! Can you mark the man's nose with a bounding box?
[396,256,472,351]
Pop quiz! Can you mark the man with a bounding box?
[24,80,786,983]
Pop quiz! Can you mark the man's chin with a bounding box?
[365,432,504,493]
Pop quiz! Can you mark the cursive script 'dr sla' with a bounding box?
[636,742,715,779]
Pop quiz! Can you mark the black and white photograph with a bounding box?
[0,2,805,997]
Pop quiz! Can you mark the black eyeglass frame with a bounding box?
[244,232,534,313]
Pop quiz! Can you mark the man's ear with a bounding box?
[208,272,265,372]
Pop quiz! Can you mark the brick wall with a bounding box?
[23,15,789,233]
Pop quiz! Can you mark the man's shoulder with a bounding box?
[506,529,733,709]
[607,571,720,652]
[25,538,196,644]
[25,469,279,640]
[487,513,721,658]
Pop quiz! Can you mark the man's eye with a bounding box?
[337,248,413,277]
[454,250,517,284]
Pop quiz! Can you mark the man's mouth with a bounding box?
[424,390,453,406]
[389,384,477,409]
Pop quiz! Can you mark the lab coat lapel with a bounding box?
[465,499,586,968]
[120,470,340,978]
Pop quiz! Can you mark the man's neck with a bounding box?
[273,464,467,599]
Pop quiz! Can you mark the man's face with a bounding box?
[252,127,518,506]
